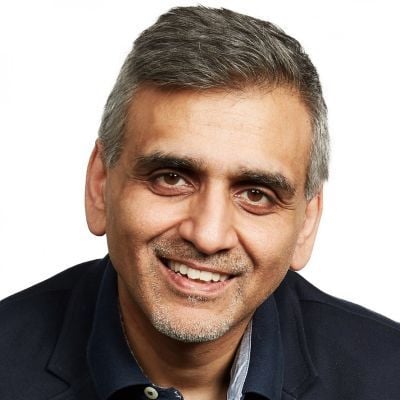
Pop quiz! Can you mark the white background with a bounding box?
[1,1,399,321]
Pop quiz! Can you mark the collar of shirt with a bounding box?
[87,261,284,400]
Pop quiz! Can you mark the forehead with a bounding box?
[123,86,312,189]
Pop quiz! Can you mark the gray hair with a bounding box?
[98,6,329,199]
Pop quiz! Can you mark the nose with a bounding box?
[178,186,239,255]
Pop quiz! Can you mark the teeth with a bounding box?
[199,271,212,282]
[188,268,200,280]
[179,264,188,275]
[168,261,229,282]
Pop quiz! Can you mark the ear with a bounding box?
[85,140,107,236]
[290,189,324,271]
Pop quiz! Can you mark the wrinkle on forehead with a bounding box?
[124,86,312,194]
[127,85,310,139]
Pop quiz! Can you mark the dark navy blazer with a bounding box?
[1,257,400,399]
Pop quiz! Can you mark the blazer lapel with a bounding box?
[46,259,107,399]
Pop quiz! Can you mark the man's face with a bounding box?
[89,86,320,343]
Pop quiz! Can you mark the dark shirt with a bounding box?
[87,262,283,400]
[1,256,400,400]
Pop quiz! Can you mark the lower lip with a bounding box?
[159,259,232,296]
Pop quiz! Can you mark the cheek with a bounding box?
[105,187,187,252]
[244,233,296,306]
[241,216,301,273]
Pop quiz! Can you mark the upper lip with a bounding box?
[161,257,234,277]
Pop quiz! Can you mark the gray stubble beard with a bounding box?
[149,290,244,343]
[144,237,251,343]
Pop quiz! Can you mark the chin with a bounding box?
[149,305,236,343]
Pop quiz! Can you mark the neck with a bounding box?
[118,283,250,400]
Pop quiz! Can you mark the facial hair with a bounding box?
[145,236,253,343]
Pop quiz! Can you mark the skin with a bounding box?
[85,86,323,400]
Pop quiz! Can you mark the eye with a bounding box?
[243,189,268,203]
[155,173,186,186]
[235,188,275,214]
[149,172,193,196]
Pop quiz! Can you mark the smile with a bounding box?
[164,259,231,283]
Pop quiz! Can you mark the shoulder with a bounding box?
[281,271,400,396]
[0,258,105,399]
[1,259,102,304]
[283,270,400,337]
[0,259,104,325]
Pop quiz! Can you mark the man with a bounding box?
[1,5,399,400]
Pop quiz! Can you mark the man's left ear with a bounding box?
[290,189,324,271]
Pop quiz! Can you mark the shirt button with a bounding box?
[144,386,159,399]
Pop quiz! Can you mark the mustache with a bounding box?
[151,237,253,274]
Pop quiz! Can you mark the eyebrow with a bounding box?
[131,152,204,175]
[131,152,296,197]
